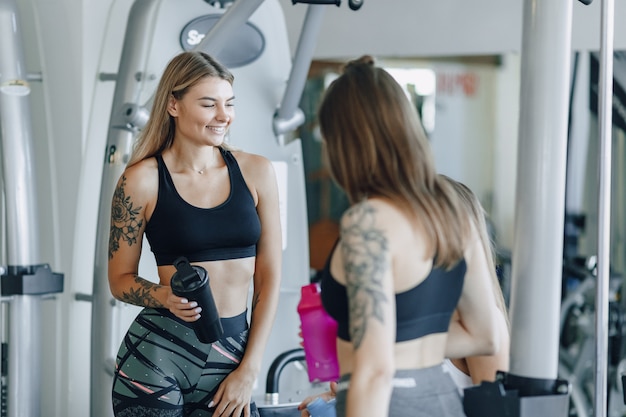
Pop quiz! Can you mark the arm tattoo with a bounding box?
[109,175,144,260]
[340,202,389,349]
[120,275,161,307]
[109,178,158,307]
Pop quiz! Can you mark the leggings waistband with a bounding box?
[145,308,249,338]
[336,364,451,393]
[219,310,249,337]
[336,377,417,392]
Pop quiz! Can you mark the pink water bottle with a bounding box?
[297,283,339,383]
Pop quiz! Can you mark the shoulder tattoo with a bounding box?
[108,175,144,259]
[340,202,389,349]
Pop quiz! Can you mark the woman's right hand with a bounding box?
[166,290,202,322]
[297,381,337,417]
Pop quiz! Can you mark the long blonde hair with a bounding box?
[318,56,468,268]
[442,175,510,328]
[127,51,235,167]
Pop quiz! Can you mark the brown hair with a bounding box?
[318,55,468,267]
[442,175,510,327]
[127,51,235,167]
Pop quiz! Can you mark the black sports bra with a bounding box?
[145,148,261,266]
[320,243,466,343]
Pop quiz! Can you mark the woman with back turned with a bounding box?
[315,55,501,417]
[297,177,511,416]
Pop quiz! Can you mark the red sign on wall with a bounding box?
[437,72,479,97]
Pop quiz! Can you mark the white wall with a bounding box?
[278,0,626,59]
[8,0,622,415]
[429,62,497,214]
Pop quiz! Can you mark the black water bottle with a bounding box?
[170,257,224,344]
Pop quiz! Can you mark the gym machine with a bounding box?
[464,0,616,416]
[0,1,64,416]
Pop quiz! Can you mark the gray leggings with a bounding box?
[111,308,259,417]
[335,365,465,417]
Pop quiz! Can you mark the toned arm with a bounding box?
[238,154,283,377]
[107,163,171,308]
[464,308,510,383]
[445,222,500,359]
[340,201,395,417]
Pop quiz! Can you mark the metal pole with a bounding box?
[508,0,573,379]
[90,1,163,415]
[196,0,265,56]
[0,1,41,416]
[273,4,326,139]
[594,0,614,415]
[566,52,591,216]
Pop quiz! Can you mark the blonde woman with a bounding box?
[108,51,282,417]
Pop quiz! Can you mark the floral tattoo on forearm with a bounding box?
[122,275,161,307]
[340,202,388,349]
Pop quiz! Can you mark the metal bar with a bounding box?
[594,0,615,415]
[0,0,43,416]
[565,52,591,216]
[273,4,326,139]
[90,1,163,416]
[509,0,573,379]
[0,1,41,264]
[195,0,265,56]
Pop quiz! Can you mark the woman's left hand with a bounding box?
[166,290,202,323]
[209,367,256,417]
[297,381,337,417]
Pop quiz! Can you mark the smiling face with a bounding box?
[168,76,235,147]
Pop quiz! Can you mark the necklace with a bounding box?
[195,164,209,174]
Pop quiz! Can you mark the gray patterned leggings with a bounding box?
[111,308,259,417]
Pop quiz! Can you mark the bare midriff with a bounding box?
[158,256,256,317]
[336,332,448,375]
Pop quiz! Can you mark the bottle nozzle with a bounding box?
[172,256,200,287]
